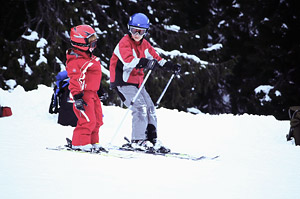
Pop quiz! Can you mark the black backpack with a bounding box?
[286,106,300,145]
[49,71,77,127]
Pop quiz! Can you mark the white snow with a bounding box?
[154,48,208,68]
[275,90,281,97]
[281,23,288,29]
[164,24,181,32]
[95,27,108,36]
[255,85,281,105]
[21,29,39,41]
[232,0,240,8]
[147,5,153,15]
[55,57,66,71]
[18,56,33,75]
[218,20,226,28]
[36,49,48,65]
[255,85,273,99]
[0,85,299,199]
[3,80,17,90]
[36,38,48,48]
[187,107,203,114]
[63,30,70,39]
[21,30,48,66]
[100,61,110,78]
[202,43,223,51]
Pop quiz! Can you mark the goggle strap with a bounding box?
[71,40,89,47]
[129,27,147,35]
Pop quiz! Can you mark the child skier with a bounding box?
[66,25,104,152]
[109,13,180,153]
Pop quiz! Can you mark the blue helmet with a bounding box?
[128,13,150,29]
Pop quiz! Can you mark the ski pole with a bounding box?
[108,60,157,146]
[155,73,176,107]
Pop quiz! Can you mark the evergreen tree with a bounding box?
[1,0,298,119]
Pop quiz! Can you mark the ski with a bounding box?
[105,137,219,161]
[46,145,135,159]
[114,146,219,161]
[47,138,219,161]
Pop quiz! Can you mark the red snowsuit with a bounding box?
[110,34,165,89]
[66,48,103,146]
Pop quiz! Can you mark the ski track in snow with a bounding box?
[0,85,300,199]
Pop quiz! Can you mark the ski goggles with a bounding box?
[87,33,98,42]
[87,34,98,50]
[89,39,97,48]
[129,26,147,36]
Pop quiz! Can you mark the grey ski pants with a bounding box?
[117,85,157,140]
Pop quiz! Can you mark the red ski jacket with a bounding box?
[110,34,166,88]
[66,48,102,96]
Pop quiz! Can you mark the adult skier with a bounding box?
[66,25,104,152]
[109,13,181,153]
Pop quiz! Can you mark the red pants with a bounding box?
[72,91,103,146]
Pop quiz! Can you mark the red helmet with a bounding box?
[70,25,97,51]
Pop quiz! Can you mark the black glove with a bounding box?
[162,61,174,71]
[163,61,181,74]
[136,58,149,68]
[73,93,87,111]
[136,58,159,70]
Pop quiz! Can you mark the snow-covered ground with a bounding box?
[0,85,299,199]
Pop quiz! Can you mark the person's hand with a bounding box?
[73,93,87,111]
[136,58,159,70]
[162,61,173,70]
[163,61,181,74]
[136,58,149,68]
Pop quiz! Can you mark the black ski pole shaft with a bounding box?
[108,60,156,146]
[155,73,176,107]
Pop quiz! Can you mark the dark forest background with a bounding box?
[0,0,299,120]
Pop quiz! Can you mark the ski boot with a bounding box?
[152,139,171,153]
[92,143,108,153]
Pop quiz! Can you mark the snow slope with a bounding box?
[0,85,299,199]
